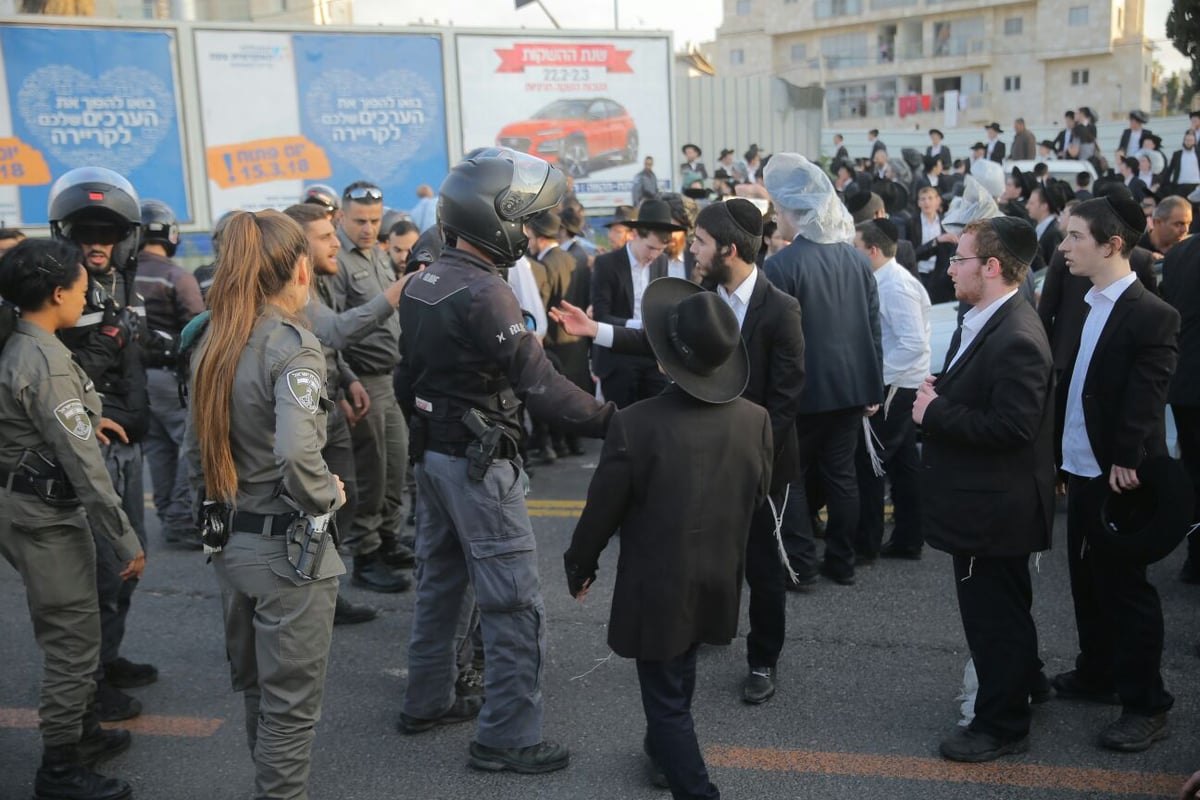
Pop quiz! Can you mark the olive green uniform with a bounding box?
[185,310,344,800]
[0,320,139,748]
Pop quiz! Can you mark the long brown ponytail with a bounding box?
[193,210,308,503]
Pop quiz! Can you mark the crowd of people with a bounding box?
[0,117,1198,800]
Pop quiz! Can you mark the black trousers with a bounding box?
[855,388,922,556]
[953,553,1039,740]
[637,644,720,800]
[783,408,861,575]
[745,499,786,669]
[1172,405,1200,567]
[1065,474,1174,716]
[600,357,669,409]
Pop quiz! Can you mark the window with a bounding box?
[933,17,985,57]
[1004,17,1022,35]
[1003,75,1021,92]
[827,83,867,121]
[790,43,808,62]
[869,0,916,9]
[1068,5,1089,26]
[815,0,862,20]
[1071,69,1090,85]
[736,0,752,14]
[821,33,870,69]
[731,48,745,66]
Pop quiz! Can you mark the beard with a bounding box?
[706,253,733,286]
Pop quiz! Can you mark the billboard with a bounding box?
[456,35,672,208]
[0,26,191,226]
[195,30,448,220]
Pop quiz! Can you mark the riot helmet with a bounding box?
[140,199,180,257]
[303,184,340,215]
[48,166,142,272]
[438,151,565,266]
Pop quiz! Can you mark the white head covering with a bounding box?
[942,176,1002,233]
[763,153,855,244]
[970,159,1006,200]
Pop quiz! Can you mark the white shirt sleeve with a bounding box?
[594,322,615,348]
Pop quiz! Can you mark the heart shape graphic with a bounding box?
[16,64,175,177]
[303,68,441,185]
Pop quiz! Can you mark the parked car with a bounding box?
[496,98,638,178]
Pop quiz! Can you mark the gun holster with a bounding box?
[286,512,333,581]
[15,450,79,508]
[199,499,230,551]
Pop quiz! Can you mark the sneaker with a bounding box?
[93,682,141,723]
[351,553,411,593]
[939,727,1029,762]
[1098,712,1169,752]
[103,657,157,689]
[742,667,776,705]
[1050,670,1120,705]
[333,595,378,625]
[455,666,485,698]
[397,695,484,735]
[78,728,132,766]
[468,739,570,774]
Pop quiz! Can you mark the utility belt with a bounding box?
[0,451,79,508]
[424,435,520,461]
[199,502,336,581]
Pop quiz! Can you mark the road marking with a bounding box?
[529,510,583,518]
[0,708,223,738]
[527,499,586,508]
[705,745,1186,796]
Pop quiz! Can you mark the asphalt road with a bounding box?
[1,443,1197,800]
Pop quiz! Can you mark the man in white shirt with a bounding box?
[853,219,931,560]
[1054,195,1180,754]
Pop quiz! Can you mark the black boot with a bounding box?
[77,713,132,766]
[103,657,158,689]
[351,552,411,593]
[92,682,141,723]
[35,745,132,800]
[333,595,379,625]
[378,538,416,569]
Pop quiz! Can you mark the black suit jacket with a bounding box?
[1055,280,1179,471]
[1037,247,1159,370]
[987,140,1006,163]
[564,385,772,661]
[590,245,667,378]
[871,139,887,157]
[1159,235,1200,405]
[765,237,884,414]
[608,270,806,494]
[1118,128,1153,155]
[1036,218,1064,268]
[910,219,956,305]
[925,145,951,170]
[920,294,1056,557]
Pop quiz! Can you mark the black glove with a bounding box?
[564,556,595,598]
[98,303,133,349]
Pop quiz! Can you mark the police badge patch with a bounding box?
[55,398,93,440]
[286,369,322,414]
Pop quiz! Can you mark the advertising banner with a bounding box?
[195,30,448,220]
[456,35,672,208]
[0,26,190,226]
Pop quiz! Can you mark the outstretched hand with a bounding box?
[549,300,598,339]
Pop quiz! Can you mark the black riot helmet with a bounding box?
[140,199,180,257]
[438,150,566,267]
[48,166,142,272]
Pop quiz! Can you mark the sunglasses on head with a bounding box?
[343,186,383,203]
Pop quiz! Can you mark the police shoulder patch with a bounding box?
[55,398,93,440]
[286,368,322,414]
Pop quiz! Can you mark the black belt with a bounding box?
[229,510,296,537]
[0,468,78,505]
[426,435,520,461]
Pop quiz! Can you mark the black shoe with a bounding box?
[333,595,378,625]
[455,665,485,698]
[742,667,776,705]
[1098,712,1169,752]
[397,694,484,735]
[352,553,411,593]
[35,761,132,800]
[819,562,856,586]
[939,727,1029,762]
[468,739,570,774]
[643,736,670,790]
[103,657,157,689]
[880,540,923,560]
[855,550,878,566]
[1050,670,1120,705]
[77,728,131,767]
[378,539,416,569]
[1029,671,1053,705]
[785,571,818,593]
[92,682,141,723]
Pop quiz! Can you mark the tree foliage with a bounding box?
[1168,0,1200,87]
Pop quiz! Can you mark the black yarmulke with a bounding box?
[987,215,1038,265]
[1102,192,1148,236]
[872,217,900,243]
[724,197,764,236]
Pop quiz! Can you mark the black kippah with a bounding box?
[723,198,764,237]
[987,215,1037,265]
[844,191,871,214]
[872,218,900,243]
[1102,192,1148,236]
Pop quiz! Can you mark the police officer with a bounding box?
[399,151,613,773]
[193,210,237,304]
[135,200,204,548]
[0,238,145,800]
[302,183,341,225]
[50,167,155,722]
[184,210,346,799]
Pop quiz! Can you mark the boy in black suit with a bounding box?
[1054,195,1180,752]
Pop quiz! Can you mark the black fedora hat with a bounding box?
[929,128,944,139]
[873,179,909,215]
[682,143,702,157]
[559,205,584,236]
[642,278,749,404]
[634,199,687,232]
[1039,139,1056,151]
[985,122,1004,133]
[1078,456,1195,564]
[604,205,636,228]
[719,148,735,160]
[526,209,562,238]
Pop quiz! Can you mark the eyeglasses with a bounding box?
[343,186,383,203]
[948,255,985,266]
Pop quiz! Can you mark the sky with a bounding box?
[356,0,1189,78]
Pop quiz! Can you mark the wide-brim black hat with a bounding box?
[634,199,687,232]
[1039,139,1056,151]
[986,122,1004,133]
[682,143,702,157]
[1078,456,1195,564]
[873,179,909,214]
[642,278,749,404]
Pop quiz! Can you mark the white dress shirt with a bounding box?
[1061,272,1139,477]
[917,214,940,275]
[594,268,757,348]
[667,257,688,280]
[947,288,1018,370]
[874,259,931,388]
[626,242,651,330]
[1179,149,1200,185]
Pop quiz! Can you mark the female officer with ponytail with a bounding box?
[185,210,345,800]
[0,238,144,800]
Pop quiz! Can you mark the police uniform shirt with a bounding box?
[0,320,140,560]
[328,229,401,375]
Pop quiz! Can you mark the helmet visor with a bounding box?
[496,152,553,221]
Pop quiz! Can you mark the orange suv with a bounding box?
[496,98,638,178]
